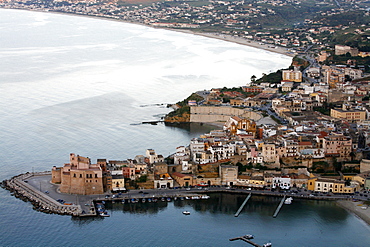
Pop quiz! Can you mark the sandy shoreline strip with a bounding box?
[5,8,295,59]
[337,200,370,225]
[174,29,295,58]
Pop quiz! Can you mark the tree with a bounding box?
[251,75,256,83]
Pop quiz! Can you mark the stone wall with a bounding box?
[190,106,262,123]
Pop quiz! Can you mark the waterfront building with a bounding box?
[154,173,173,189]
[51,153,104,195]
[219,165,238,186]
[111,174,125,192]
[236,175,250,187]
[272,176,291,190]
[171,172,195,187]
[314,178,360,194]
[248,175,265,188]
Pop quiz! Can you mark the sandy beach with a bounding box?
[13,7,296,59]
[181,30,296,58]
[337,200,370,225]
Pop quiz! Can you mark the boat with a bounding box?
[167,197,171,202]
[263,243,272,247]
[100,211,110,217]
[182,211,190,215]
[147,198,152,203]
[142,198,146,203]
[243,234,254,239]
[284,197,293,204]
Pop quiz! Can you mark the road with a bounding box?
[25,174,369,209]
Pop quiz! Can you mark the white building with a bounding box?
[272,176,291,190]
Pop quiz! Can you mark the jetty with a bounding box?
[273,195,286,218]
[229,235,262,247]
[235,193,252,217]
[1,172,85,216]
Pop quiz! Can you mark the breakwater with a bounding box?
[1,172,82,216]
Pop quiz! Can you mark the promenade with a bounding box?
[2,172,369,223]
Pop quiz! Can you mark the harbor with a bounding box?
[1,172,212,217]
[2,171,364,218]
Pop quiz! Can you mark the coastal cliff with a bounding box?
[164,111,190,123]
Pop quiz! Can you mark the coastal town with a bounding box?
[3,40,370,221]
[1,0,370,226]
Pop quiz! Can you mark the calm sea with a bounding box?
[0,8,369,247]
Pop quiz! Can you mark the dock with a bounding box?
[229,235,262,247]
[235,193,252,217]
[272,195,286,218]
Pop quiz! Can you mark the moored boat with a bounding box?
[284,197,293,205]
[182,211,190,215]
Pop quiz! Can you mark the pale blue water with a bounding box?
[0,8,369,247]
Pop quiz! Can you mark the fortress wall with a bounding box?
[190,106,262,123]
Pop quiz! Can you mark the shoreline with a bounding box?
[1,7,295,59]
[173,29,296,58]
[337,200,370,225]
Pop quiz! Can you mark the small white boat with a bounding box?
[243,234,254,239]
[100,212,110,217]
[284,197,293,205]
[182,211,190,215]
[263,243,272,247]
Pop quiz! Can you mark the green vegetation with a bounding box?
[136,175,147,183]
[166,93,203,118]
[255,70,283,84]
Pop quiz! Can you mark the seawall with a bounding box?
[1,172,83,216]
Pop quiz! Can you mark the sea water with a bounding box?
[0,8,369,247]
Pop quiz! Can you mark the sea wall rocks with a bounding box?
[1,173,82,216]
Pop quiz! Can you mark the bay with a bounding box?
[0,8,369,247]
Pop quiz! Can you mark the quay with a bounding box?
[0,172,210,217]
[235,193,252,217]
[2,172,356,218]
[273,195,286,218]
[1,172,84,216]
